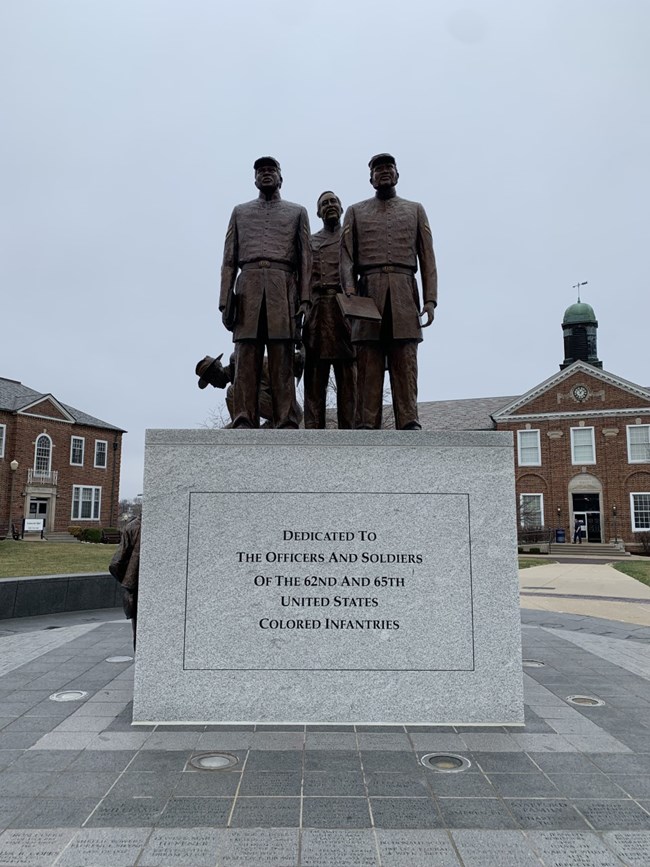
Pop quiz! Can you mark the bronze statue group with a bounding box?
[198,153,438,431]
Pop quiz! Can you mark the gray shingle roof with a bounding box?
[0,377,125,432]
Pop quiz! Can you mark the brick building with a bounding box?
[0,377,125,536]
[417,301,650,551]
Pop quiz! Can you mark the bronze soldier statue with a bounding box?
[195,352,304,427]
[219,157,312,428]
[340,154,437,430]
[303,191,356,428]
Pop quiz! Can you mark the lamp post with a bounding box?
[612,504,618,545]
[8,460,18,539]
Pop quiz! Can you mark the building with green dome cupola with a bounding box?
[560,299,602,370]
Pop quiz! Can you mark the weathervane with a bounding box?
[572,280,588,302]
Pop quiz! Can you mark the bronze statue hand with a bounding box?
[297,301,311,319]
[343,288,357,298]
[420,301,435,327]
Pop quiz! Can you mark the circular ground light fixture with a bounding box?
[566,695,605,707]
[49,690,88,702]
[105,656,134,663]
[420,753,472,773]
[523,659,546,668]
[189,752,239,771]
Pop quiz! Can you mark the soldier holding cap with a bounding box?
[302,191,356,429]
[219,157,312,428]
[340,154,437,430]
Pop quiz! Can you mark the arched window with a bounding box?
[34,434,52,476]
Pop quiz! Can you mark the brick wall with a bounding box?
[0,410,122,533]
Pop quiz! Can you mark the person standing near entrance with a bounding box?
[573,517,584,544]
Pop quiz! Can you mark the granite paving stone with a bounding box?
[27,732,96,751]
[41,771,120,798]
[127,750,190,772]
[437,798,519,829]
[451,829,544,866]
[137,827,220,865]
[304,733,357,750]
[360,750,420,773]
[548,773,629,799]
[195,732,255,751]
[108,770,181,798]
[304,750,361,772]
[573,799,650,830]
[299,829,379,866]
[84,796,169,827]
[0,797,33,832]
[214,828,300,866]
[8,796,98,828]
[527,752,602,774]
[427,772,496,798]
[505,798,589,830]
[526,830,628,866]
[370,797,442,828]
[302,797,372,828]
[0,771,55,797]
[173,770,241,797]
[603,831,650,867]
[303,771,366,797]
[0,829,76,867]
[473,752,539,773]
[364,772,431,797]
[239,771,302,796]
[487,772,560,798]
[66,749,135,772]
[245,750,303,772]
[53,828,151,867]
[376,829,462,866]
[230,796,300,827]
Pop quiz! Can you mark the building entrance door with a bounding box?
[28,497,49,531]
[572,493,601,543]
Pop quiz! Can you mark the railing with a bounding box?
[27,468,58,485]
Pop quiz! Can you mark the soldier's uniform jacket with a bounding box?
[340,195,437,343]
[303,226,353,361]
[219,192,312,342]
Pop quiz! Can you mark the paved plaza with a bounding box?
[1,567,650,865]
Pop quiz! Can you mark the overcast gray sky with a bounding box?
[1,0,648,499]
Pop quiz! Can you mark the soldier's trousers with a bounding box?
[355,340,420,430]
[232,340,299,429]
[304,357,356,429]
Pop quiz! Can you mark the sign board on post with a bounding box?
[23,518,44,532]
[133,429,524,725]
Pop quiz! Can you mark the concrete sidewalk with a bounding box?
[520,564,650,627]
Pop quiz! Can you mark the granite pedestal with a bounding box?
[133,430,523,725]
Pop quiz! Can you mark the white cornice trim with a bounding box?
[492,361,650,420]
[16,394,76,424]
[498,408,650,423]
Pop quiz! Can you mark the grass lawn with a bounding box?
[0,539,118,579]
[518,557,553,569]
[612,560,650,588]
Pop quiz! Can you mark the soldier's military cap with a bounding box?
[368,153,397,170]
[253,156,281,171]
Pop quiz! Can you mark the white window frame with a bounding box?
[94,439,108,469]
[630,492,650,532]
[517,429,541,466]
[0,423,5,458]
[519,493,544,529]
[70,436,85,466]
[71,485,102,521]
[627,425,650,464]
[34,433,52,475]
[570,426,596,465]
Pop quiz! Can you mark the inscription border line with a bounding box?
[181,491,476,673]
